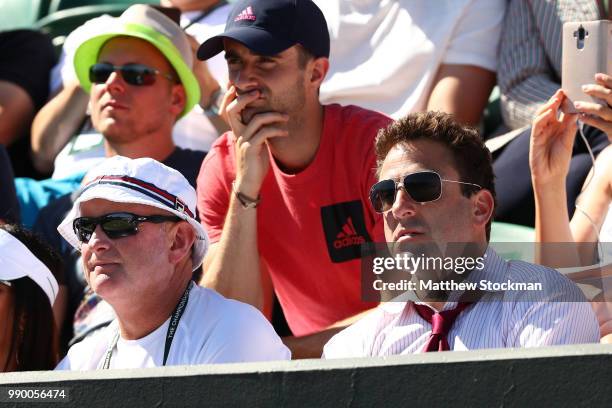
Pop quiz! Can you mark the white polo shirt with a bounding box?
[56,285,290,370]
[315,0,505,118]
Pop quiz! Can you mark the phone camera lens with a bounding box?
[574,25,589,49]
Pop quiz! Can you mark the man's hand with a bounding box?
[225,88,288,197]
[216,84,235,124]
[575,73,612,140]
[529,89,578,186]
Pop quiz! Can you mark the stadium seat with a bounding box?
[482,86,501,139]
[491,222,534,242]
[490,222,535,262]
[47,0,157,15]
[0,0,50,31]
[35,4,136,51]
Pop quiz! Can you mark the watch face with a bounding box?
[214,88,225,108]
[207,88,224,115]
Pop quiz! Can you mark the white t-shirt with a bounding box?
[55,285,290,370]
[315,0,505,119]
[49,5,231,179]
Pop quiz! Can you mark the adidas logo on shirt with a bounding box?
[321,201,373,263]
[334,217,366,249]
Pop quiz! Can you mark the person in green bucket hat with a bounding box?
[73,4,200,119]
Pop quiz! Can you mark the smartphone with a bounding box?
[562,20,612,112]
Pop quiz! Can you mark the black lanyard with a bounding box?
[181,1,228,31]
[102,281,194,369]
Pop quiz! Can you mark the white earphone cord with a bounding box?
[575,119,604,261]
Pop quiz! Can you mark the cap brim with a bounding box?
[0,230,59,306]
[197,27,294,60]
[74,23,200,118]
[58,185,209,271]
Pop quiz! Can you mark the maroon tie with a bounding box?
[413,302,472,352]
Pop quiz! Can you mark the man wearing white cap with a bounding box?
[55,156,290,370]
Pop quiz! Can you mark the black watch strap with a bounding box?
[232,181,260,209]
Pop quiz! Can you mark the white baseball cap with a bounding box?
[57,156,209,270]
[0,229,59,306]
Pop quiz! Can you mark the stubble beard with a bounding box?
[241,75,307,134]
[97,111,166,149]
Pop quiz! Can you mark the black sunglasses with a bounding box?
[369,170,482,213]
[89,63,176,86]
[73,212,182,243]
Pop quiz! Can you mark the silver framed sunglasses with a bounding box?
[369,170,482,213]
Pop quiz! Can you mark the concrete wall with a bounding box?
[1,344,612,407]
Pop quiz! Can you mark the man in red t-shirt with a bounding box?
[196,0,391,358]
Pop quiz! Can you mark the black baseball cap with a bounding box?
[197,0,330,60]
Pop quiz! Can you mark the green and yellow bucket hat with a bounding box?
[73,4,200,118]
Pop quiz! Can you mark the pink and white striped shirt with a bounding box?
[323,249,599,357]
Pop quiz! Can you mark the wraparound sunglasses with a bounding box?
[369,170,482,213]
[73,212,182,243]
[89,63,176,86]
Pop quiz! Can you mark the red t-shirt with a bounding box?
[197,104,392,336]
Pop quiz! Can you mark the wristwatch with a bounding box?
[204,86,225,116]
[232,180,261,209]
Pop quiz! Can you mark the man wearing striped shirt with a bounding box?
[323,112,599,357]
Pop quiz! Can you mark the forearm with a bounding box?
[200,75,230,135]
[570,147,612,243]
[533,179,578,267]
[282,327,344,359]
[0,81,35,145]
[30,83,89,172]
[200,89,289,310]
[426,65,496,127]
[533,178,573,242]
[201,194,264,309]
[201,83,230,135]
[186,33,229,135]
[282,308,374,359]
